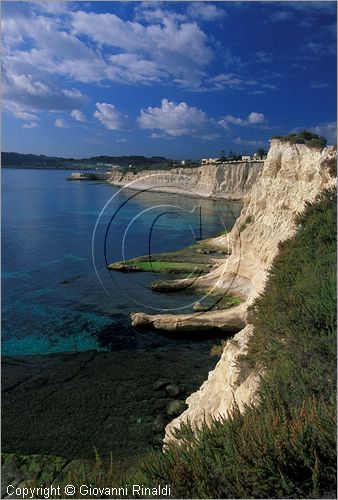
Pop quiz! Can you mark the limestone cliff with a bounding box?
[162,140,336,441]
[107,162,263,201]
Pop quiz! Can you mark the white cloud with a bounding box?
[266,11,294,23]
[9,107,39,122]
[149,133,166,139]
[2,68,87,122]
[71,10,213,87]
[10,73,50,96]
[234,137,267,148]
[187,3,227,21]
[310,122,337,145]
[205,73,275,93]
[138,98,217,139]
[22,121,39,129]
[305,41,336,57]
[248,112,265,124]
[31,1,69,15]
[54,118,69,128]
[94,103,130,130]
[71,109,86,122]
[219,112,266,129]
[207,72,257,91]
[107,53,166,84]
[134,4,187,24]
[309,82,330,89]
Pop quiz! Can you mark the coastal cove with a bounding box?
[2,167,242,356]
[2,167,242,469]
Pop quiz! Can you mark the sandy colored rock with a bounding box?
[131,305,247,332]
[108,162,263,201]
[159,141,336,442]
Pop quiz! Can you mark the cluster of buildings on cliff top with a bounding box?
[201,152,266,165]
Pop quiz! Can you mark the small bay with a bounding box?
[2,168,242,356]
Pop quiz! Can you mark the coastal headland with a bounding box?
[2,138,336,494]
[109,139,336,440]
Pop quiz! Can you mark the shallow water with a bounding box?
[2,168,242,356]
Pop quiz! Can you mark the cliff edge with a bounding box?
[158,140,336,441]
[107,161,263,201]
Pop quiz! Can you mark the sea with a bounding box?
[2,168,242,357]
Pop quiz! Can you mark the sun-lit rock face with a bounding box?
[164,140,336,442]
[202,140,336,303]
[107,161,263,200]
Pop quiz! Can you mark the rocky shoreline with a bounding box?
[109,140,336,443]
[2,340,222,487]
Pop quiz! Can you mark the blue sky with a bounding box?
[2,1,337,159]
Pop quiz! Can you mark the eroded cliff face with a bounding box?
[164,140,336,441]
[107,162,263,200]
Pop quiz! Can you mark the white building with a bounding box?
[201,157,221,165]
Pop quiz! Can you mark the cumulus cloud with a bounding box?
[71,109,86,122]
[248,112,265,124]
[187,3,227,21]
[107,53,166,84]
[138,98,217,139]
[2,68,87,123]
[310,121,337,145]
[1,1,217,115]
[94,103,130,130]
[134,4,187,24]
[219,112,266,129]
[10,73,50,95]
[54,118,69,128]
[71,10,213,87]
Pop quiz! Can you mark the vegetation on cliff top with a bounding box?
[272,130,328,149]
[128,187,337,499]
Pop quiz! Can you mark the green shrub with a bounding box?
[136,187,337,499]
[139,397,336,499]
[272,131,327,149]
[244,188,336,406]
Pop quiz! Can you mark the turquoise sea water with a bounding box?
[2,168,242,356]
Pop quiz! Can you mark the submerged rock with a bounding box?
[166,400,187,417]
[153,378,172,391]
[152,414,167,433]
[165,383,181,397]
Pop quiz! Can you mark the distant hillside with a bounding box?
[1,152,172,170]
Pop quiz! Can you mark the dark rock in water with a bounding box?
[151,280,193,292]
[148,434,164,447]
[165,383,181,397]
[108,262,144,272]
[60,275,81,285]
[153,378,172,391]
[166,400,187,416]
[152,414,166,433]
[2,346,216,471]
